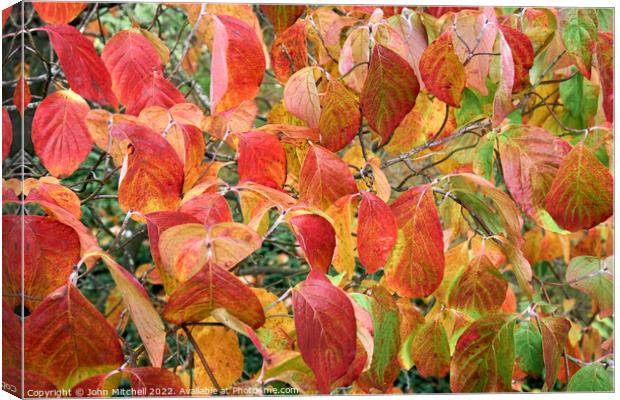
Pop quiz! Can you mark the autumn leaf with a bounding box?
[271,19,308,83]
[210,14,266,113]
[25,284,124,390]
[288,213,336,274]
[566,256,613,318]
[284,66,322,128]
[41,24,117,107]
[292,272,357,393]
[237,130,287,189]
[450,314,516,392]
[411,316,451,378]
[544,142,613,231]
[2,107,12,161]
[357,192,397,273]
[163,260,266,329]
[419,29,466,107]
[319,79,361,152]
[559,9,598,79]
[31,90,92,177]
[33,2,87,24]
[299,144,358,210]
[361,44,419,145]
[102,30,163,105]
[384,185,444,298]
[538,316,571,391]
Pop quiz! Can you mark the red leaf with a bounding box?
[288,213,336,274]
[596,32,613,123]
[419,30,465,107]
[178,193,233,227]
[237,130,287,189]
[2,107,11,161]
[2,6,11,27]
[499,25,534,92]
[299,144,358,210]
[33,2,87,24]
[126,368,185,396]
[357,192,397,273]
[3,369,57,399]
[260,4,305,34]
[210,14,266,113]
[385,185,444,298]
[13,71,32,117]
[101,30,163,105]
[32,90,92,177]
[3,215,80,313]
[361,44,419,145]
[117,122,184,215]
[292,273,357,393]
[544,142,613,231]
[124,71,184,115]
[25,284,124,389]
[42,25,117,107]
[271,19,308,83]
[163,261,265,329]
[3,301,22,370]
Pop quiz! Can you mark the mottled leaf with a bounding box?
[566,256,613,318]
[361,44,419,145]
[24,284,124,389]
[299,144,358,210]
[283,66,322,128]
[559,9,598,79]
[411,317,450,378]
[538,316,571,391]
[384,185,444,298]
[163,261,265,329]
[450,314,515,392]
[544,142,613,231]
[419,30,465,107]
[498,25,534,91]
[271,19,308,83]
[319,79,360,152]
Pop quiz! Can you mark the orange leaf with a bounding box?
[384,185,444,298]
[237,130,287,189]
[357,192,397,273]
[42,25,117,108]
[292,272,357,393]
[210,14,265,113]
[25,284,124,389]
[117,122,184,215]
[299,144,358,210]
[102,30,163,105]
[125,368,185,395]
[12,70,31,117]
[411,317,450,378]
[33,2,87,24]
[178,193,232,227]
[419,30,465,107]
[271,19,308,83]
[361,44,419,145]
[447,255,508,315]
[163,261,265,329]
[544,143,613,231]
[319,79,360,152]
[260,4,306,34]
[32,90,92,177]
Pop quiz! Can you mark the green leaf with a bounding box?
[450,314,516,392]
[566,256,613,318]
[352,286,400,390]
[456,88,484,126]
[514,322,544,378]
[567,364,613,392]
[559,71,599,129]
[559,9,598,79]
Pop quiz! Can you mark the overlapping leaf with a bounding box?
[357,192,397,273]
[419,30,465,107]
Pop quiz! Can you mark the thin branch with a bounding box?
[182,325,222,392]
